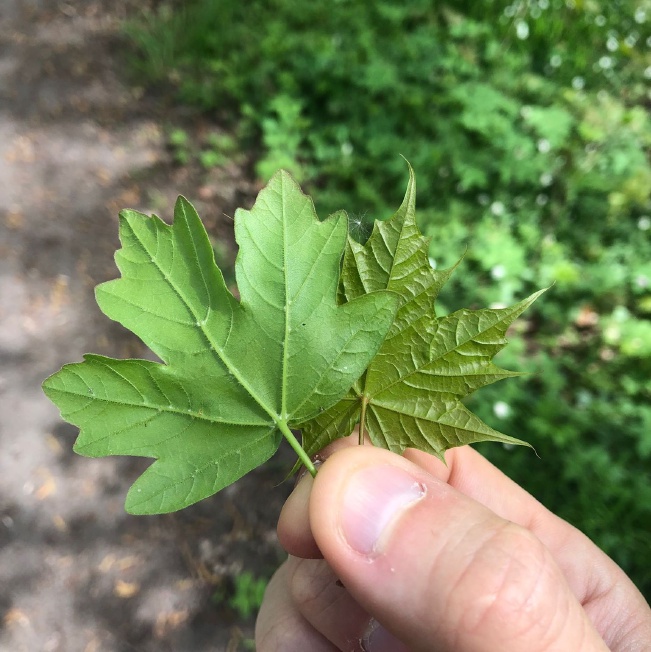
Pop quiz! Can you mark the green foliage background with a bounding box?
[125,0,651,599]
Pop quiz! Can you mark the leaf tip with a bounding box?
[174,194,206,227]
[124,478,164,515]
[398,154,414,176]
[41,369,58,394]
[173,194,201,226]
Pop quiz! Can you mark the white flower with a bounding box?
[515,20,529,40]
[572,76,585,90]
[493,401,511,419]
[537,139,551,153]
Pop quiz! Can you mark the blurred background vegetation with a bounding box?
[123,0,651,599]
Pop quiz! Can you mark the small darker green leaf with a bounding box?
[301,167,542,461]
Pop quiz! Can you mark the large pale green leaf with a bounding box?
[301,169,542,461]
[43,171,398,513]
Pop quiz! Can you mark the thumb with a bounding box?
[309,446,608,652]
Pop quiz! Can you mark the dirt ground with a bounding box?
[0,2,294,650]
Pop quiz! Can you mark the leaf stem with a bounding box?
[278,420,317,477]
[359,395,369,445]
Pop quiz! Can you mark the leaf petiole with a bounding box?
[277,420,317,477]
[359,394,369,445]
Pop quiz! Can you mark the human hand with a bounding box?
[256,439,651,651]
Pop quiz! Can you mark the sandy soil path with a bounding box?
[0,3,289,650]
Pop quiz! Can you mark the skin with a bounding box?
[255,437,651,651]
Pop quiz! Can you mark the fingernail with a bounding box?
[340,464,425,556]
[362,618,409,652]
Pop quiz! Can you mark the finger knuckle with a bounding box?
[456,522,565,643]
[256,613,311,652]
[290,558,338,612]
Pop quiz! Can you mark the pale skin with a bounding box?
[255,436,651,651]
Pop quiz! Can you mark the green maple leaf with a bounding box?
[300,166,542,460]
[42,171,398,514]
